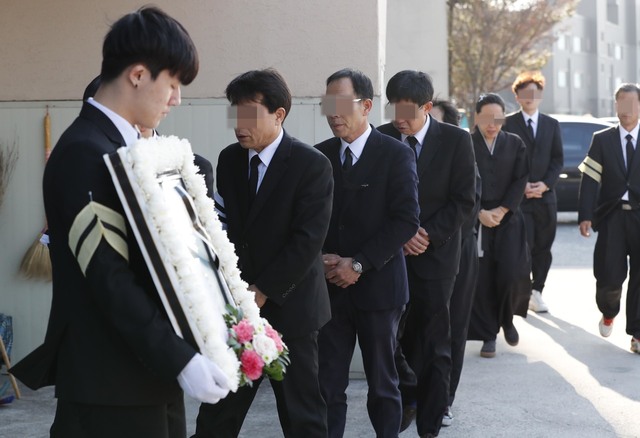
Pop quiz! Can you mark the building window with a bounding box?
[607,0,619,24]
[574,73,582,89]
[615,44,623,60]
[558,71,567,88]
[573,36,581,53]
[557,33,565,50]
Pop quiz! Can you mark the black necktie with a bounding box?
[248,155,261,205]
[527,118,535,142]
[626,134,635,175]
[407,136,418,159]
[343,147,353,172]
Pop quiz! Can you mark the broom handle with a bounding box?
[44,107,52,161]
[0,337,20,399]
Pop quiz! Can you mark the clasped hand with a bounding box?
[524,181,548,199]
[403,227,429,256]
[478,207,507,228]
[323,254,360,288]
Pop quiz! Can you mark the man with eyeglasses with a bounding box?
[315,68,420,437]
[377,70,476,438]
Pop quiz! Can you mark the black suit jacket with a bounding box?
[216,131,333,337]
[316,127,420,311]
[578,125,640,229]
[11,103,194,405]
[504,111,563,207]
[377,119,476,279]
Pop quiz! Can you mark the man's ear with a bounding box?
[127,64,147,88]
[362,98,373,116]
[275,107,286,125]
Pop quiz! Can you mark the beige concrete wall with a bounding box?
[0,0,384,101]
[384,0,449,98]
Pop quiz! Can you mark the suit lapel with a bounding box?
[611,126,627,176]
[245,132,291,227]
[417,118,441,178]
[515,111,535,146]
[340,128,384,213]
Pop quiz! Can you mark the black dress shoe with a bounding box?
[420,433,437,438]
[503,324,519,346]
[480,340,496,358]
[400,404,416,432]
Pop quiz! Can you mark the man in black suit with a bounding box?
[193,69,333,437]
[316,68,420,437]
[378,71,476,437]
[504,71,563,313]
[579,82,640,354]
[10,7,230,438]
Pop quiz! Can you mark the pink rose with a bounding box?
[265,325,284,353]
[241,349,264,381]
[233,319,254,344]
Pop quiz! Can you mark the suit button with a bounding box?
[339,225,344,230]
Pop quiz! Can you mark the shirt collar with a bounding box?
[620,123,639,143]
[340,124,372,161]
[87,97,140,146]
[522,110,539,126]
[401,114,431,145]
[248,128,284,167]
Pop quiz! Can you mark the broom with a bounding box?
[19,108,52,282]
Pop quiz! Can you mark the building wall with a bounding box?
[540,0,640,117]
[0,1,447,363]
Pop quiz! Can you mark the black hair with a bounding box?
[225,68,292,119]
[432,98,459,126]
[326,68,374,100]
[101,6,199,85]
[83,75,101,101]
[615,83,640,101]
[475,93,505,114]
[386,70,434,106]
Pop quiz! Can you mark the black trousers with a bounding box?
[523,199,557,292]
[50,396,185,438]
[401,273,455,437]
[448,232,479,406]
[319,292,403,438]
[193,331,327,438]
[594,208,640,338]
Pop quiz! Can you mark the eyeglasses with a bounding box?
[320,96,363,115]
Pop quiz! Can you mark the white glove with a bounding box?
[177,353,230,404]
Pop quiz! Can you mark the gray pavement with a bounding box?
[2,216,640,437]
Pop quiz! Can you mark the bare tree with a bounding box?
[448,0,577,119]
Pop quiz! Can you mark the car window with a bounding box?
[560,122,609,167]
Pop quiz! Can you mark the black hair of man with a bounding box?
[326,68,374,100]
[475,93,505,114]
[614,82,640,100]
[101,6,199,85]
[225,68,292,120]
[432,99,460,126]
[385,70,434,107]
[83,75,101,101]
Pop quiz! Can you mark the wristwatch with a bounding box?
[351,258,363,274]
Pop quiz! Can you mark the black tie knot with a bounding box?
[527,118,535,141]
[626,134,635,175]
[248,155,262,205]
[406,136,418,159]
[343,147,353,172]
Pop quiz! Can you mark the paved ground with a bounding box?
[2,215,640,437]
